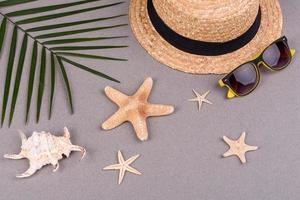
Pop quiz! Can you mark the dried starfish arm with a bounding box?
[244,145,258,151]
[222,136,239,158]
[118,150,125,163]
[125,165,141,175]
[102,110,127,130]
[222,136,234,146]
[118,168,126,184]
[70,145,86,160]
[104,87,128,106]
[239,132,246,141]
[145,104,174,116]
[134,77,153,101]
[129,115,148,141]
[103,163,122,170]
[4,154,24,160]
[223,148,235,157]
[125,154,140,165]
[237,153,247,164]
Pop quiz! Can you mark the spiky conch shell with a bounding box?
[4,127,86,178]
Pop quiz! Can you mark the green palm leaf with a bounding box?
[0,18,7,53]
[1,26,18,127]
[0,0,37,7]
[16,2,124,25]
[36,24,127,39]
[51,45,128,51]
[55,52,127,61]
[27,15,126,32]
[0,0,127,126]
[7,0,101,17]
[43,36,127,45]
[9,33,28,126]
[58,57,120,83]
[57,57,73,114]
[36,47,46,123]
[25,41,38,123]
[49,53,56,119]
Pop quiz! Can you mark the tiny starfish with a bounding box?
[188,89,212,111]
[102,77,174,141]
[222,132,258,164]
[103,150,141,184]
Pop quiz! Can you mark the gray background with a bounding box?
[0,0,299,199]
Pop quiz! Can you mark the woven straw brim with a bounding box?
[129,0,283,74]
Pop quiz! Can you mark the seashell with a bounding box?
[4,127,86,178]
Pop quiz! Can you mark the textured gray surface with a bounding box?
[0,0,299,199]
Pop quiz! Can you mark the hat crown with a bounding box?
[153,0,260,42]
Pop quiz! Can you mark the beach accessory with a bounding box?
[101,77,174,141]
[223,132,258,164]
[188,90,212,111]
[219,36,295,98]
[4,127,86,178]
[129,0,283,74]
[103,150,141,184]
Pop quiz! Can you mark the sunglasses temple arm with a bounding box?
[218,79,237,99]
[290,48,295,57]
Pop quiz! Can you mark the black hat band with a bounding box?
[147,0,262,56]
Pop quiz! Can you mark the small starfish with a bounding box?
[102,77,174,141]
[222,132,258,164]
[188,90,212,111]
[103,150,141,184]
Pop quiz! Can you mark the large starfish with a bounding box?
[102,77,174,141]
[222,132,258,164]
[103,150,141,184]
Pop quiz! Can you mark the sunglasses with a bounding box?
[219,36,295,99]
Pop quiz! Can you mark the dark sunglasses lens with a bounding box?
[262,41,291,69]
[227,63,258,96]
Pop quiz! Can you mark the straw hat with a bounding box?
[129,0,283,74]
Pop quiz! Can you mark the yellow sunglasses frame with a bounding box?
[219,37,296,99]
